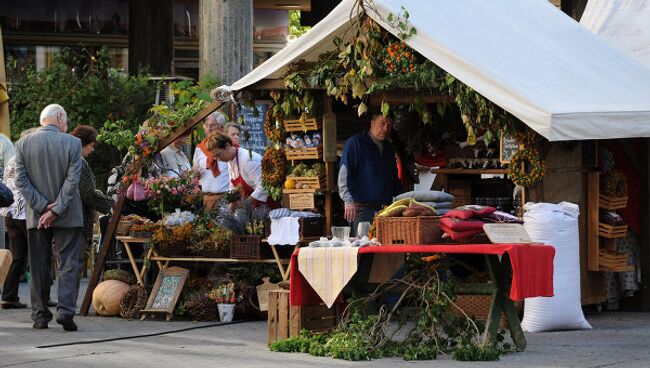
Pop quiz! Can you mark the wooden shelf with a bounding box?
[285,146,323,161]
[149,255,287,264]
[430,168,509,175]
[587,172,632,273]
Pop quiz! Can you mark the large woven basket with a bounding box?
[230,235,262,259]
[375,216,441,245]
[451,294,523,328]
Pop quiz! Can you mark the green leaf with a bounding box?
[381,101,390,117]
[357,102,368,117]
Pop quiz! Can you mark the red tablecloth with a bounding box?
[290,244,555,306]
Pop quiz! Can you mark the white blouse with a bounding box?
[228,148,267,202]
[192,148,230,193]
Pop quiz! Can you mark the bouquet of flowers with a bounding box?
[145,170,202,215]
[208,282,241,304]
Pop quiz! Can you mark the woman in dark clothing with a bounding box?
[70,126,115,259]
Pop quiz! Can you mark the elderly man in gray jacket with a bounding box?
[15,104,83,331]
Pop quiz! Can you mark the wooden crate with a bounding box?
[285,146,322,161]
[267,290,339,345]
[286,173,326,190]
[599,194,627,210]
[448,179,471,208]
[375,216,441,245]
[598,223,627,239]
[283,117,321,132]
[264,217,324,239]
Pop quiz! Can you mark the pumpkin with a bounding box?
[92,279,131,316]
[284,179,296,190]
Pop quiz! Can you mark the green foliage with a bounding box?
[8,47,156,190]
[289,10,311,38]
[269,265,513,362]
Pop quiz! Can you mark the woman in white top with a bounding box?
[206,133,269,207]
[193,112,230,210]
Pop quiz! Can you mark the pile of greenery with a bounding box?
[7,47,155,190]
[270,256,513,362]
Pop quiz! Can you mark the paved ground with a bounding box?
[1,279,650,367]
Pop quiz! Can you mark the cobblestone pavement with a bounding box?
[1,279,649,367]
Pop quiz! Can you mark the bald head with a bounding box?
[40,104,68,132]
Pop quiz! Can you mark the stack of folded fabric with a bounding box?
[440,205,497,242]
[269,208,322,219]
[393,190,455,215]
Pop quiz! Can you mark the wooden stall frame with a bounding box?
[81,100,225,315]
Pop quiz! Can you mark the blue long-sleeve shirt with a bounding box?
[338,129,402,206]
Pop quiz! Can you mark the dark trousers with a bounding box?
[2,217,28,302]
[28,227,83,323]
[350,207,378,237]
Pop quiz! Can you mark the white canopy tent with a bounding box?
[581,0,650,71]
[229,0,650,142]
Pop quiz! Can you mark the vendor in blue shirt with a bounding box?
[338,112,403,236]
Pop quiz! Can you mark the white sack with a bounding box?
[521,202,592,332]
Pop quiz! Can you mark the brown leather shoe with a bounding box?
[1,300,27,309]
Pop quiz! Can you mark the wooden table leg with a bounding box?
[484,254,526,351]
[270,244,289,281]
[138,247,154,285]
[122,242,144,285]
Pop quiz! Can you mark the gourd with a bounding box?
[92,279,131,316]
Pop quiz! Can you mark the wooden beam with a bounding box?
[80,99,225,315]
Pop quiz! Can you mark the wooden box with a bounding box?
[598,223,627,239]
[375,216,441,245]
[448,179,472,208]
[264,217,325,239]
[286,173,326,190]
[284,191,315,210]
[267,289,339,345]
[599,194,627,211]
[283,118,321,132]
[285,146,323,161]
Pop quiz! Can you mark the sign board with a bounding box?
[141,266,189,321]
[287,192,315,210]
[482,223,532,244]
[237,102,270,155]
[500,133,519,164]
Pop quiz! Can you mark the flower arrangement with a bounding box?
[145,170,202,215]
[208,282,240,304]
[262,147,287,202]
[151,222,194,256]
[188,215,233,257]
[382,41,416,76]
[508,148,545,188]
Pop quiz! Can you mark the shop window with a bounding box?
[0,0,128,34]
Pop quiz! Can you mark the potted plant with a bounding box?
[208,281,240,322]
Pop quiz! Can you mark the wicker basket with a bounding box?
[375,216,441,245]
[200,247,230,258]
[154,241,190,257]
[116,220,135,236]
[230,235,263,259]
[451,294,522,328]
[186,300,218,322]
